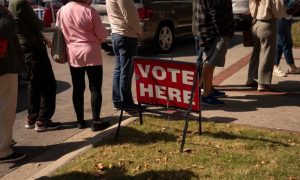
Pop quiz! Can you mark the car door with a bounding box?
[171,0,193,37]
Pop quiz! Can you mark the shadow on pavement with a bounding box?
[17,80,71,113]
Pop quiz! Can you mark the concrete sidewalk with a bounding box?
[1,34,299,179]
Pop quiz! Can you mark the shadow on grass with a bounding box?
[94,126,178,147]
[40,169,197,180]
[204,131,289,147]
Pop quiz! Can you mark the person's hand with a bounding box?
[44,38,52,48]
[137,31,144,38]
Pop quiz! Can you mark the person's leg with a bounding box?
[111,34,122,109]
[202,65,215,97]
[257,19,277,90]
[281,18,300,73]
[281,18,295,66]
[258,20,277,85]
[0,74,25,162]
[25,51,41,127]
[201,36,228,106]
[247,22,260,86]
[273,19,286,77]
[86,65,103,122]
[0,74,17,158]
[69,66,86,123]
[86,65,109,131]
[30,45,60,132]
[274,19,284,67]
[37,45,57,122]
[117,35,137,108]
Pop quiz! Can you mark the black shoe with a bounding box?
[210,88,227,98]
[91,121,110,132]
[0,152,26,163]
[77,121,87,129]
[34,120,62,132]
[245,81,258,88]
[124,104,146,113]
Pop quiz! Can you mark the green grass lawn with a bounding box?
[292,21,300,47]
[52,116,300,180]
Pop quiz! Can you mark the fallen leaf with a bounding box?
[36,163,41,167]
[184,148,192,153]
[97,163,105,170]
[132,165,142,173]
[161,128,167,132]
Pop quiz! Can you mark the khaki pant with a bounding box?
[247,19,277,85]
[0,73,18,158]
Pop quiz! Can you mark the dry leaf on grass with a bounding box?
[132,165,142,173]
[96,163,105,170]
[183,148,192,153]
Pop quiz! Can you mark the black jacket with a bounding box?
[0,6,25,76]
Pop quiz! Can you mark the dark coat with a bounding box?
[0,5,25,76]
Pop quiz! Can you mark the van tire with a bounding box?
[154,23,174,53]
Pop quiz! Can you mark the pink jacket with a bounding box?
[56,2,107,67]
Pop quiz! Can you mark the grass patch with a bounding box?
[52,116,300,179]
[292,21,300,47]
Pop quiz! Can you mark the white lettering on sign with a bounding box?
[168,88,181,102]
[137,64,150,78]
[182,70,194,85]
[136,64,195,85]
[139,84,195,104]
[152,66,166,80]
[140,84,154,97]
[167,68,180,83]
[183,90,195,105]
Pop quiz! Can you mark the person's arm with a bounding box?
[116,0,142,37]
[272,0,287,18]
[91,8,107,42]
[207,0,234,37]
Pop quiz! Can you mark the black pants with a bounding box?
[69,65,103,122]
[25,43,57,122]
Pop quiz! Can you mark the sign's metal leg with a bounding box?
[138,103,143,125]
[115,107,124,141]
[180,62,201,152]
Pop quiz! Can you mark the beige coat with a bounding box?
[249,0,286,20]
[106,0,142,38]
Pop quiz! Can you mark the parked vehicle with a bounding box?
[232,0,252,31]
[91,0,193,53]
[33,0,65,27]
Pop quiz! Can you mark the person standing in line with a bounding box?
[273,13,300,77]
[192,0,234,106]
[106,0,143,111]
[246,0,286,91]
[0,5,26,163]
[56,0,108,130]
[8,0,61,132]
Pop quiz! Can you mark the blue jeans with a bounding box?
[275,18,295,65]
[112,33,138,108]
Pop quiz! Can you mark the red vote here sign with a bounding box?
[134,57,200,111]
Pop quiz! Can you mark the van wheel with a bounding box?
[155,23,174,53]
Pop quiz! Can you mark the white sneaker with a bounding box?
[273,66,287,77]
